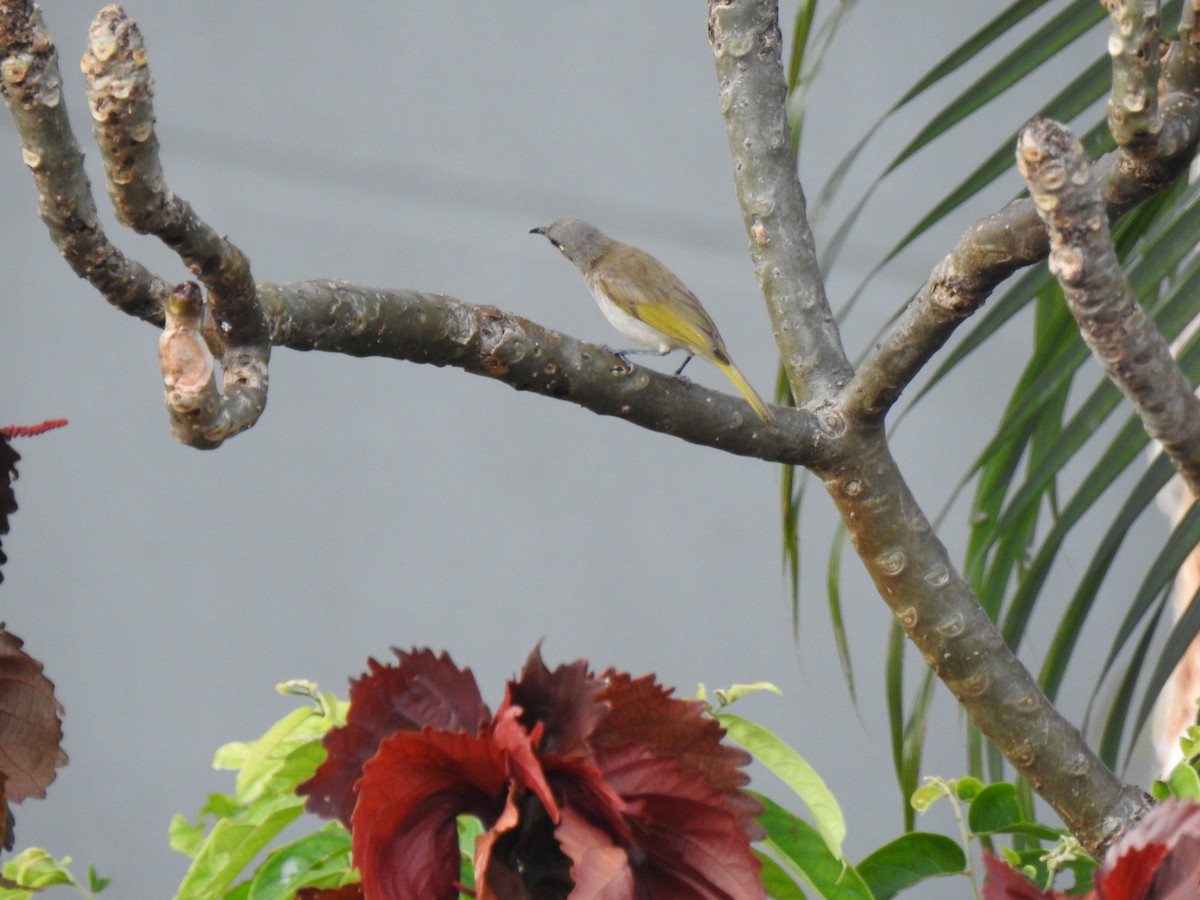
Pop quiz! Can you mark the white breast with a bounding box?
[590,288,676,353]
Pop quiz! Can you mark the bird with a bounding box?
[530,217,776,425]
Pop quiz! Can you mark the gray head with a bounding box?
[530,217,612,270]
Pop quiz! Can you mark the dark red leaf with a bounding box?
[555,808,634,899]
[561,743,765,900]
[982,853,1071,899]
[474,786,526,900]
[295,885,364,899]
[0,435,18,586]
[1096,844,1167,900]
[490,698,558,822]
[507,645,606,757]
[593,672,763,840]
[543,754,631,849]
[299,648,488,824]
[477,791,572,900]
[0,627,66,803]
[352,729,509,900]
[1098,799,1200,900]
[0,421,66,585]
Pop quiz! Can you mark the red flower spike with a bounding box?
[593,672,764,841]
[352,729,509,900]
[0,420,68,438]
[299,648,489,824]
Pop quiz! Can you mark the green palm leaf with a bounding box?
[787,0,1200,802]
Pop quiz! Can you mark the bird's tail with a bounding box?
[715,361,776,425]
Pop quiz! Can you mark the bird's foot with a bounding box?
[603,346,634,375]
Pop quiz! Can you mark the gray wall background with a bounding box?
[0,3,1160,897]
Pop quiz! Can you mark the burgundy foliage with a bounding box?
[296,886,365,900]
[0,426,69,837]
[983,799,1200,899]
[0,420,66,584]
[0,628,66,804]
[299,646,764,900]
[0,433,18,586]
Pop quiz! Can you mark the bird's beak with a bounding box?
[530,226,547,236]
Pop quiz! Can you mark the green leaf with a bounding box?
[0,849,77,892]
[1130,580,1200,760]
[909,783,947,814]
[216,697,344,803]
[966,783,1062,841]
[1181,725,1200,762]
[954,777,985,802]
[1165,761,1200,802]
[887,623,935,831]
[169,812,208,858]
[713,682,784,707]
[721,714,846,857]
[246,822,354,900]
[894,0,1054,108]
[458,815,483,891]
[856,833,966,900]
[826,522,857,706]
[1094,505,1200,719]
[1035,454,1174,701]
[753,793,873,900]
[786,2,862,152]
[967,783,1021,834]
[88,864,113,893]
[172,794,306,900]
[1096,595,1167,768]
[756,849,808,899]
[1001,845,1098,896]
[889,0,1103,172]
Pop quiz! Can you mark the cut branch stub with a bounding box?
[158,282,268,449]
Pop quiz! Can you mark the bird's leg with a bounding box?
[608,347,669,375]
[673,355,694,377]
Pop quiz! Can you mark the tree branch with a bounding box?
[1105,0,1162,154]
[0,0,167,323]
[844,0,1200,425]
[707,0,1155,857]
[82,7,264,347]
[707,0,853,405]
[82,6,267,446]
[819,431,1153,855]
[0,2,815,455]
[261,279,821,461]
[1018,116,1200,498]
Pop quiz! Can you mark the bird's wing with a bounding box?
[592,253,728,361]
